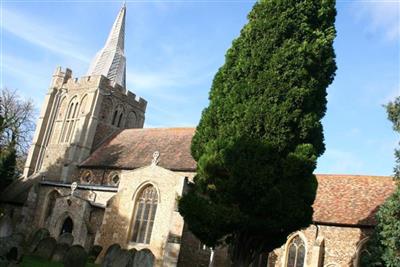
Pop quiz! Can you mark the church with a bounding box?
[0,5,396,267]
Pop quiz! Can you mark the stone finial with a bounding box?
[151,151,160,166]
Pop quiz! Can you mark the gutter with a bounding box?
[313,220,375,229]
[40,180,118,192]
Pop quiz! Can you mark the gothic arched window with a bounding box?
[60,97,79,143]
[111,104,124,127]
[60,217,73,235]
[286,235,306,267]
[130,185,158,244]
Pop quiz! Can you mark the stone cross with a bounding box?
[151,151,160,166]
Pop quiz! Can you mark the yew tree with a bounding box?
[179,0,337,266]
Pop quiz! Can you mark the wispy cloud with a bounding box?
[352,2,400,42]
[2,7,90,62]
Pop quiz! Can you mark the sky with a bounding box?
[1,0,399,176]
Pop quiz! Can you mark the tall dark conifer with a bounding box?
[179,0,337,266]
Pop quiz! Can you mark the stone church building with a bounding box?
[0,5,396,267]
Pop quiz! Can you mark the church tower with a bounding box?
[23,5,147,182]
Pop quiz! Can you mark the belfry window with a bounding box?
[60,98,79,143]
[286,235,306,267]
[111,105,124,127]
[131,185,158,244]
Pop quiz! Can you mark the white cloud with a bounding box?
[2,7,90,62]
[353,2,400,42]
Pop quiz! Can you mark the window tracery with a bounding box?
[60,97,79,143]
[286,235,306,267]
[130,185,158,244]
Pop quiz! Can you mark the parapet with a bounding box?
[62,74,147,110]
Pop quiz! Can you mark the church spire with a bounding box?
[87,4,126,88]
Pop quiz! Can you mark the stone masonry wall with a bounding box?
[95,165,187,267]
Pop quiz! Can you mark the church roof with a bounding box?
[81,127,396,227]
[313,174,395,227]
[80,128,197,171]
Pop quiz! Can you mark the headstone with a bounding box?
[33,237,56,260]
[101,244,121,267]
[88,245,102,263]
[133,249,155,267]
[51,243,69,262]
[58,232,74,246]
[0,215,13,238]
[129,248,137,260]
[27,228,49,253]
[63,245,88,267]
[111,249,133,267]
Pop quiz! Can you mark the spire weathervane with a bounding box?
[87,4,127,88]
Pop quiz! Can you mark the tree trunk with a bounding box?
[229,232,258,267]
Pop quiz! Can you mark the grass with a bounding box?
[20,256,99,267]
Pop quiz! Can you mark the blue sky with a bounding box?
[1,0,399,176]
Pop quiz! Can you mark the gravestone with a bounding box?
[0,215,13,238]
[27,228,49,253]
[88,245,102,263]
[51,243,69,262]
[58,232,74,246]
[101,244,121,267]
[133,249,155,267]
[129,248,137,259]
[33,237,56,260]
[63,245,88,267]
[111,249,133,267]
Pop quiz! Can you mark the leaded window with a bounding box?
[286,235,306,267]
[131,185,158,244]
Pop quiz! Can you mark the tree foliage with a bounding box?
[179,0,336,265]
[362,97,400,267]
[0,88,35,191]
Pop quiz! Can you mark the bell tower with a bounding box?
[24,4,147,181]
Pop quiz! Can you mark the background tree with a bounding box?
[0,88,35,191]
[361,96,400,267]
[179,0,336,266]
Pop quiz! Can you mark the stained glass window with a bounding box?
[286,235,306,267]
[131,185,158,244]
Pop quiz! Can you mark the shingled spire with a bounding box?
[87,4,126,87]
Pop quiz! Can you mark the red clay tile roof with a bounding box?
[313,174,396,227]
[81,127,396,227]
[81,128,197,171]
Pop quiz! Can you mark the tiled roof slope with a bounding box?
[313,174,395,226]
[81,127,396,227]
[81,128,197,171]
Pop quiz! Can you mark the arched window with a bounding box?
[125,111,137,128]
[60,97,79,143]
[131,185,158,244]
[60,217,73,235]
[111,105,124,127]
[286,235,306,267]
